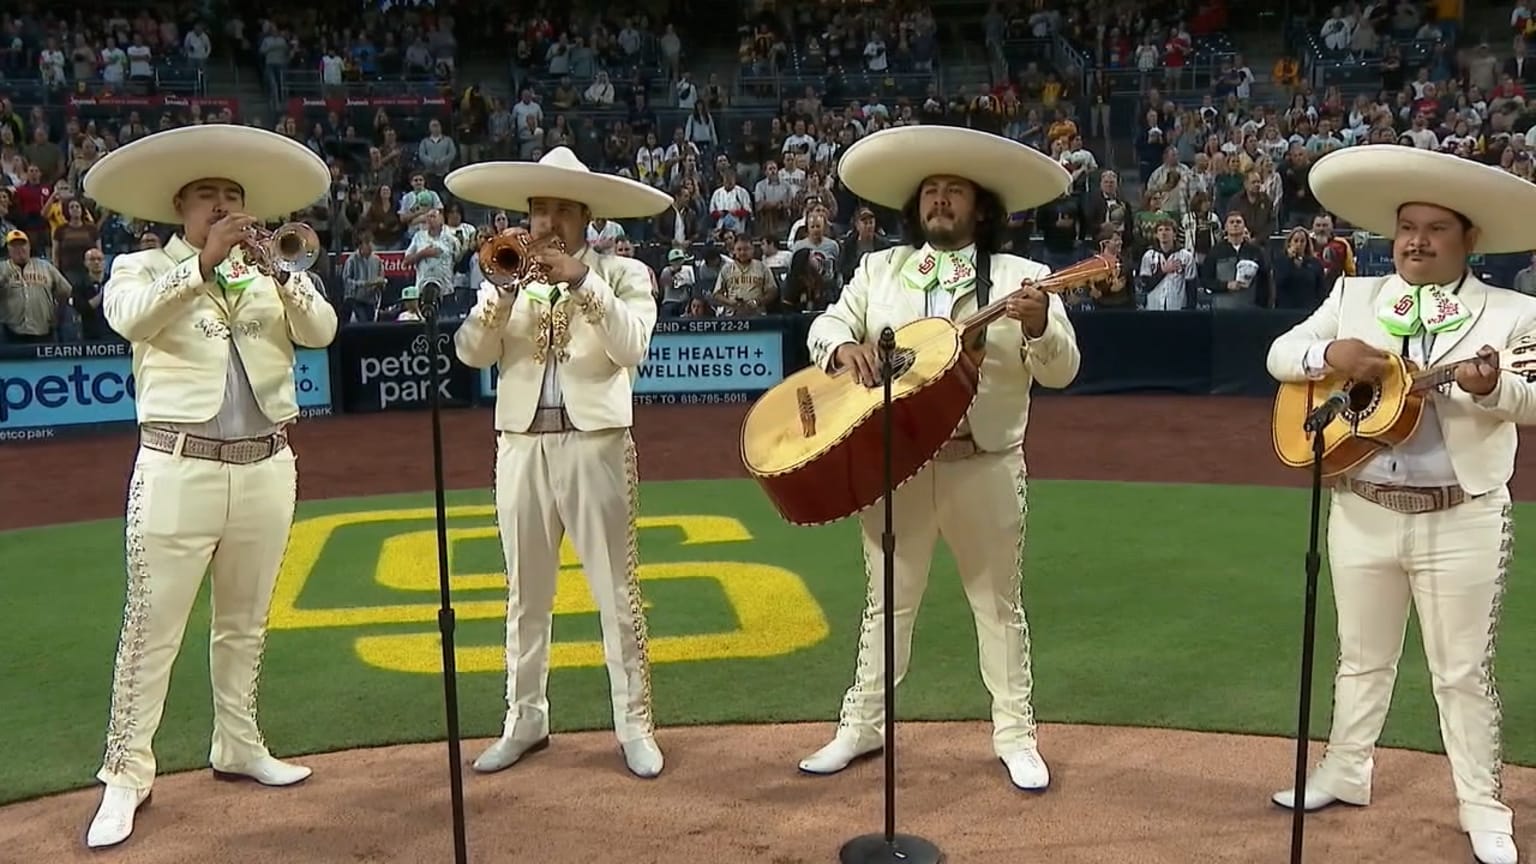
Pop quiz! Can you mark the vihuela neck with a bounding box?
[1408,361,1463,393]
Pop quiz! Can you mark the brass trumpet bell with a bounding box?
[479,231,566,290]
[244,222,321,273]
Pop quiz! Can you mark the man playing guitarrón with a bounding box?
[1267,145,1536,864]
[799,126,1081,791]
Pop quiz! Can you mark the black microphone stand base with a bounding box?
[839,833,944,864]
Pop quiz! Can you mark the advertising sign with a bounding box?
[477,317,786,406]
[0,342,332,442]
[337,322,477,412]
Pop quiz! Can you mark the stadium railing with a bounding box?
[1292,22,1443,90]
[280,70,449,100]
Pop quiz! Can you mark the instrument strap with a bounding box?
[970,248,992,351]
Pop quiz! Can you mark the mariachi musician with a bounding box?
[798,126,1082,791]
[79,125,336,849]
[447,148,674,779]
[1267,145,1536,864]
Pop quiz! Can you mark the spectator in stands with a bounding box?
[416,119,458,188]
[398,173,443,239]
[402,208,455,304]
[0,228,71,342]
[1271,225,1327,310]
[713,235,775,315]
[779,247,832,313]
[657,248,695,316]
[69,247,110,341]
[342,232,386,324]
[791,210,840,290]
[1200,212,1270,309]
[838,205,891,284]
[1140,218,1198,311]
[709,171,751,236]
[396,285,424,322]
[1309,213,1356,287]
[752,160,794,240]
[50,198,98,276]
[588,215,626,252]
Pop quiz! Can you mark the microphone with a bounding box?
[419,280,442,317]
[1303,390,1350,434]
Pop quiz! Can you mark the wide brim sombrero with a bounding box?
[835,126,1072,214]
[446,148,672,220]
[1308,144,1536,254]
[82,125,331,225]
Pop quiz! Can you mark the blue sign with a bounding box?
[0,347,332,435]
[477,321,784,401]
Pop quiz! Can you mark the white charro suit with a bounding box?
[454,245,659,749]
[97,233,337,790]
[805,244,1080,760]
[1268,272,1536,837]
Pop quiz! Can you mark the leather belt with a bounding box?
[1345,479,1470,514]
[934,435,981,462]
[526,406,579,435]
[140,426,289,465]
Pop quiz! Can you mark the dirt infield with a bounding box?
[5,393,1536,861]
[2,722,1528,864]
[9,394,1536,531]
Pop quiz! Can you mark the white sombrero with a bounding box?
[1308,144,1536,254]
[82,125,331,225]
[835,126,1072,214]
[445,148,672,219]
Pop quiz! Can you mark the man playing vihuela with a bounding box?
[448,147,673,779]
[799,125,1082,791]
[1267,145,1536,864]
[79,124,338,849]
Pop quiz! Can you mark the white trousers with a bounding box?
[97,444,298,790]
[835,448,1038,756]
[492,428,654,743]
[1311,485,1514,834]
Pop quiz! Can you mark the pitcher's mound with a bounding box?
[3,722,1531,863]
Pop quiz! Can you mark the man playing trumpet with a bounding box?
[448,147,674,778]
[79,124,337,849]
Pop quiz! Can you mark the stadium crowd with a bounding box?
[4,0,1535,345]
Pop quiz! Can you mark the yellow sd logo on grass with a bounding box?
[267,508,830,674]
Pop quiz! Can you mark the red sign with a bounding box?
[287,96,451,115]
[66,95,238,116]
[335,250,419,294]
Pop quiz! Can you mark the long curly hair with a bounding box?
[895,179,1009,255]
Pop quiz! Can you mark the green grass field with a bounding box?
[5,478,1536,806]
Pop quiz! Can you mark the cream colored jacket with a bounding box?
[102,234,338,427]
[454,245,658,433]
[1267,272,1536,495]
[807,246,1081,454]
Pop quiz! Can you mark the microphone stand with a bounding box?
[420,284,470,864]
[1287,411,1330,864]
[839,327,942,864]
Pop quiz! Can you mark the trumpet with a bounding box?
[240,222,322,274]
[479,230,566,290]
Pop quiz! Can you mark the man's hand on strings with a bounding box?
[1006,281,1049,339]
[1455,345,1501,396]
